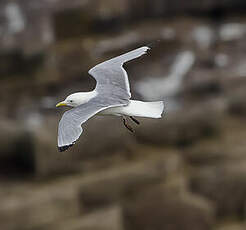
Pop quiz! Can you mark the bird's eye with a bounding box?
[69,100,73,103]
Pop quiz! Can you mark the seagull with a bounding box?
[56,46,165,152]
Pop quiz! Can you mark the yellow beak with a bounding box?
[56,101,67,107]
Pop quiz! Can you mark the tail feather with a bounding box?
[141,101,165,118]
[125,100,165,118]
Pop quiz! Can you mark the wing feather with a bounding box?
[58,97,126,151]
[89,46,150,101]
[58,46,150,151]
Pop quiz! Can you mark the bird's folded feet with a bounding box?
[130,116,140,125]
[122,117,134,133]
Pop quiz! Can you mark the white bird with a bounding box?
[56,46,165,152]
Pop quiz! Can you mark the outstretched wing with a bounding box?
[89,46,150,102]
[58,96,126,152]
[58,46,150,151]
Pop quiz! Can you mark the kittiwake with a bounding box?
[56,46,165,152]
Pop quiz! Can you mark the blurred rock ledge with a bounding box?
[190,161,246,218]
[123,184,215,230]
[215,222,246,230]
[1,1,246,229]
[0,153,184,230]
[1,0,246,53]
[185,116,246,219]
[44,205,124,230]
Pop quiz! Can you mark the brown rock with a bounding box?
[0,153,182,229]
[0,120,35,177]
[44,205,124,230]
[135,105,220,147]
[190,162,246,218]
[184,141,225,166]
[227,86,246,116]
[123,185,215,230]
[79,153,183,211]
[215,222,246,230]
[183,69,222,99]
[0,185,80,230]
[184,125,246,167]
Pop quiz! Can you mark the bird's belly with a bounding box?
[97,100,143,117]
[98,105,125,116]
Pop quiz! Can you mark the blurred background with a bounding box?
[1,0,246,229]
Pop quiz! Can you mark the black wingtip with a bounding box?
[58,144,74,152]
[146,40,161,49]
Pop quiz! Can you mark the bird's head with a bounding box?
[56,93,83,108]
[56,92,96,108]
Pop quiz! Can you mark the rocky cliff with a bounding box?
[1,1,246,230]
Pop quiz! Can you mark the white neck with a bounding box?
[66,90,98,107]
[76,91,98,105]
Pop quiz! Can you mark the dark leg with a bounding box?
[130,116,140,125]
[122,117,134,133]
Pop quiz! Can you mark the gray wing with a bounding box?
[58,46,150,151]
[89,46,150,102]
[58,96,126,152]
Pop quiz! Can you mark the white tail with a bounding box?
[119,100,165,118]
[99,100,165,118]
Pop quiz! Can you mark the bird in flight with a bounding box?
[56,46,165,152]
